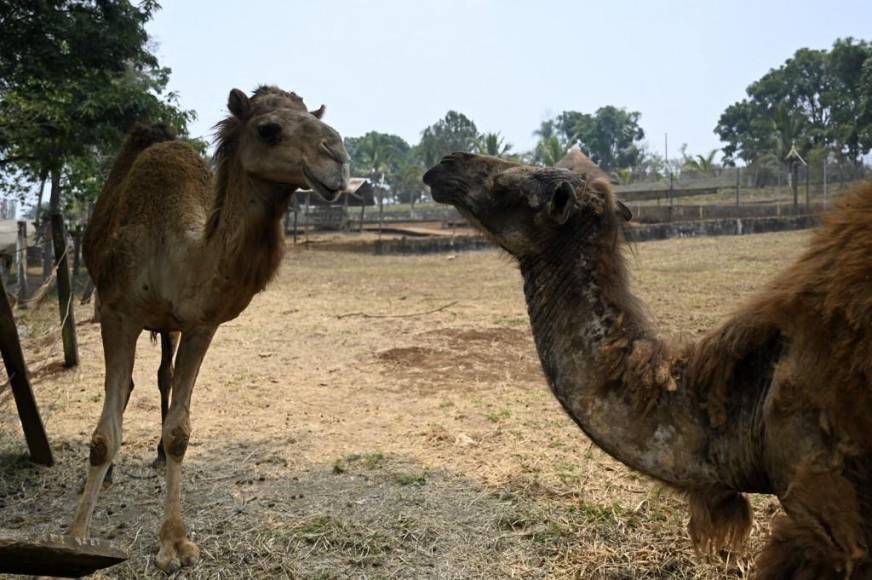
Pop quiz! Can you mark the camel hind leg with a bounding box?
[154,331,179,467]
[68,314,141,538]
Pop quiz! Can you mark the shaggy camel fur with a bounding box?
[424,153,872,579]
[71,86,348,573]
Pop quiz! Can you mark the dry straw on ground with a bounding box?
[0,230,807,578]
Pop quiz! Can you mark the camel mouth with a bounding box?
[303,165,343,203]
[423,167,468,206]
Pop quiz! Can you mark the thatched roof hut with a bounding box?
[556,147,616,184]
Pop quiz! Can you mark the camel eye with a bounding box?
[257,121,282,145]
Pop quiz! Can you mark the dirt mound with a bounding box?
[377,326,542,390]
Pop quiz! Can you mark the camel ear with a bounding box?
[548,181,577,225]
[311,104,326,119]
[616,200,633,221]
[228,88,251,120]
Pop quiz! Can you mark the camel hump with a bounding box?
[125,123,176,153]
[83,123,179,280]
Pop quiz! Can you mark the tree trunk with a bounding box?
[34,170,47,229]
[49,168,78,367]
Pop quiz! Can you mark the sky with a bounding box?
[146,0,872,161]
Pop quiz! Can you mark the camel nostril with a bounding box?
[319,141,344,164]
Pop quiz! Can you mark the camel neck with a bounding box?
[519,230,718,488]
[208,163,291,295]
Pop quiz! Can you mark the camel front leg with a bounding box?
[155,327,215,573]
[69,315,140,538]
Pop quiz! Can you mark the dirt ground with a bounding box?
[0,230,809,579]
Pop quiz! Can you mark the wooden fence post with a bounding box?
[377,188,384,240]
[41,220,52,280]
[0,275,53,466]
[50,212,78,367]
[72,225,82,278]
[16,221,28,306]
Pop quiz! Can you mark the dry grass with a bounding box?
[0,230,810,578]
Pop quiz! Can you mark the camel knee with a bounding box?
[89,432,119,466]
[162,422,190,461]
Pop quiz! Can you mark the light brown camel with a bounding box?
[424,153,872,579]
[71,86,349,573]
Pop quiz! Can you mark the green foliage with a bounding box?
[535,107,644,171]
[681,149,719,175]
[417,111,479,167]
[715,37,872,165]
[0,0,197,215]
[344,131,425,205]
[476,132,513,157]
[534,136,569,167]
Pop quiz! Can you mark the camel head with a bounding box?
[423,153,632,256]
[219,85,349,200]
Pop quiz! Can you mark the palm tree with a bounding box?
[476,132,512,157]
[770,103,804,163]
[682,149,719,175]
[356,132,392,181]
[535,136,569,167]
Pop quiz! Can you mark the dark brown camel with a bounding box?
[424,152,872,579]
[71,86,348,573]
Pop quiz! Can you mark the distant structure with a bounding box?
[556,146,617,184]
[289,178,375,231]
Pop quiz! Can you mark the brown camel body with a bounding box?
[424,153,872,579]
[71,86,349,573]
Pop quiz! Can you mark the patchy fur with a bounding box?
[687,487,753,555]
[425,155,872,578]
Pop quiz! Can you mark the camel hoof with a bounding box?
[156,538,199,573]
[179,541,200,567]
[155,553,180,574]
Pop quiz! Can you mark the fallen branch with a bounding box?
[22,271,57,309]
[337,300,458,320]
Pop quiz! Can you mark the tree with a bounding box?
[475,132,512,157]
[829,38,872,163]
[417,111,479,167]
[390,152,426,207]
[344,131,409,181]
[534,136,569,167]
[682,149,720,176]
[344,131,426,207]
[539,107,645,171]
[0,0,197,218]
[715,38,872,167]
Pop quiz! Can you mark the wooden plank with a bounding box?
[616,187,719,202]
[51,212,79,368]
[0,530,127,576]
[0,275,53,466]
